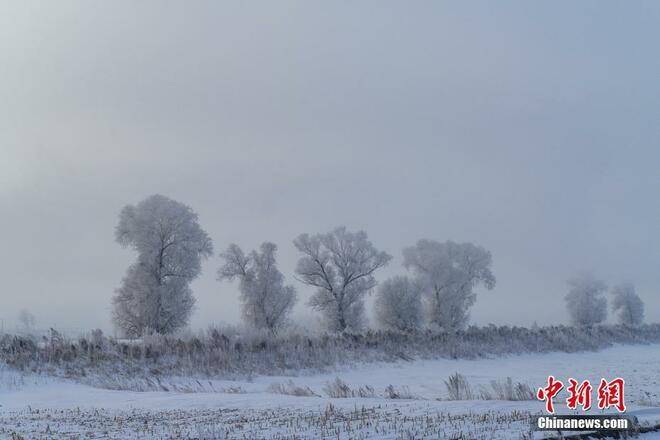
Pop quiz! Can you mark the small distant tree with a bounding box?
[18,309,36,335]
[218,242,297,334]
[113,194,213,337]
[294,226,391,332]
[564,274,607,327]
[374,276,423,332]
[402,240,495,331]
[611,283,644,326]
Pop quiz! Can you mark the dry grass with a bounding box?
[444,373,535,401]
[268,380,318,397]
[0,404,537,440]
[479,378,535,401]
[323,377,376,398]
[445,372,474,400]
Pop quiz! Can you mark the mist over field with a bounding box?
[3,3,660,440]
[1,1,659,334]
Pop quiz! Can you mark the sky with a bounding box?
[1,1,659,334]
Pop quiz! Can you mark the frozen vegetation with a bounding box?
[2,343,660,439]
[218,242,297,335]
[2,324,660,389]
[112,195,214,337]
[1,198,656,439]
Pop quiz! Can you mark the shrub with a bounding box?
[322,377,376,398]
[479,378,535,401]
[444,373,473,400]
[268,380,318,397]
[384,384,418,399]
[2,323,660,390]
[324,377,352,398]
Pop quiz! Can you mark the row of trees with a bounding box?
[111,194,644,337]
[565,274,645,327]
[111,195,496,337]
[373,240,495,332]
[218,232,496,334]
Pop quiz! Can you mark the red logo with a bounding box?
[537,376,563,414]
[566,378,592,411]
[537,376,626,414]
[597,378,626,412]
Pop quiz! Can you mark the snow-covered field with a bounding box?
[2,344,660,439]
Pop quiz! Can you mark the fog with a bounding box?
[1,1,659,333]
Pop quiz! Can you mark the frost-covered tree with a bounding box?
[374,276,423,332]
[564,274,608,327]
[611,282,644,326]
[218,242,297,334]
[113,194,213,337]
[402,240,495,331]
[294,227,391,332]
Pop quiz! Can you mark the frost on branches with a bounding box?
[402,240,495,331]
[112,194,213,337]
[218,242,297,334]
[294,227,391,333]
[374,276,423,332]
[611,282,644,326]
[564,273,608,327]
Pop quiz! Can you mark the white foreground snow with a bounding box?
[2,344,660,439]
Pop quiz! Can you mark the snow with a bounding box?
[2,344,660,439]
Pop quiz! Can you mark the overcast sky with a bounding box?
[1,1,659,333]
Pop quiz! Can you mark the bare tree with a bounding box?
[564,273,607,327]
[294,226,391,332]
[374,276,423,332]
[611,282,644,326]
[113,194,213,337]
[403,240,495,331]
[219,242,297,334]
